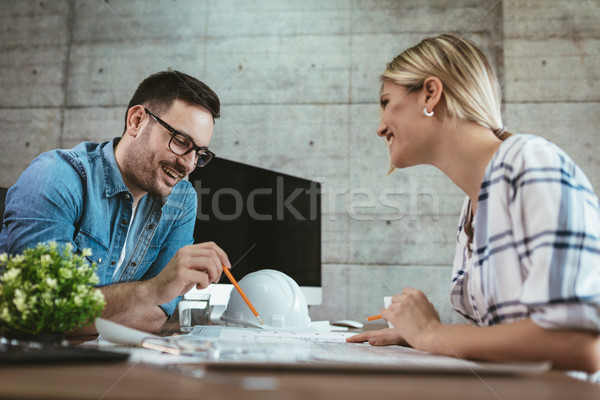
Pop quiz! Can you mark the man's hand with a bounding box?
[147,242,230,305]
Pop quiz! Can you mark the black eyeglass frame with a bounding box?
[144,108,215,168]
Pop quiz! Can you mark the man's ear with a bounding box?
[124,105,147,137]
[423,77,443,113]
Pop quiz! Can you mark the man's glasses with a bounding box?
[145,108,215,168]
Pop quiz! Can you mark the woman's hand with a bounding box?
[346,328,408,346]
[383,287,441,349]
[346,287,442,350]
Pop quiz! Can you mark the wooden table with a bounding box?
[1,321,599,399]
[1,362,600,400]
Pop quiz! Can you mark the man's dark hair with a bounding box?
[123,70,220,133]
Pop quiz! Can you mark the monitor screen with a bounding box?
[187,157,322,305]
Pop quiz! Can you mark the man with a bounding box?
[0,70,230,333]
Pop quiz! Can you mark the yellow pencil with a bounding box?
[222,265,264,325]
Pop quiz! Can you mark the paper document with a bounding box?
[189,325,353,342]
[171,326,551,375]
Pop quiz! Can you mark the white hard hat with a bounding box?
[220,269,311,329]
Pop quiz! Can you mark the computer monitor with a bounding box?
[186,157,322,308]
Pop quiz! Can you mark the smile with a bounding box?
[162,166,183,181]
[386,132,394,146]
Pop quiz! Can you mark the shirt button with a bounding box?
[125,194,131,199]
[121,219,128,225]
[131,262,137,267]
[98,257,102,263]
[111,261,116,266]
[147,224,154,230]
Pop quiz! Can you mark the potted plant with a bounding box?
[0,242,105,341]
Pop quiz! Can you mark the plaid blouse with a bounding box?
[450,134,600,331]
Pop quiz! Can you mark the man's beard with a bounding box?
[123,126,184,199]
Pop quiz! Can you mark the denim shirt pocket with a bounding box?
[129,244,164,280]
[74,231,110,285]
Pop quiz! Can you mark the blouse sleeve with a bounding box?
[510,138,600,331]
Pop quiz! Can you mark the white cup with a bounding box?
[384,296,394,328]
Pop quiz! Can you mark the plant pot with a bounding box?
[0,326,66,346]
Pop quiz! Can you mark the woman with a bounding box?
[347,33,600,373]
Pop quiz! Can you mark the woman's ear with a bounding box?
[423,77,443,113]
[124,105,147,137]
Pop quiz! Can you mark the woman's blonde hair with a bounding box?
[382,33,508,139]
[382,33,510,246]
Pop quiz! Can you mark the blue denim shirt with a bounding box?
[0,139,197,317]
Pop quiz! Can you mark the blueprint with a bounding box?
[167,325,551,375]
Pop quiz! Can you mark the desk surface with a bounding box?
[1,322,599,400]
[2,362,600,400]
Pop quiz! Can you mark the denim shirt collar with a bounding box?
[102,138,167,206]
[102,138,130,198]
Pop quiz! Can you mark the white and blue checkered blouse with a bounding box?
[451,134,600,331]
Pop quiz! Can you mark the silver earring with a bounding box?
[423,108,434,117]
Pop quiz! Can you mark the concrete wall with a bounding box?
[1,0,598,324]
